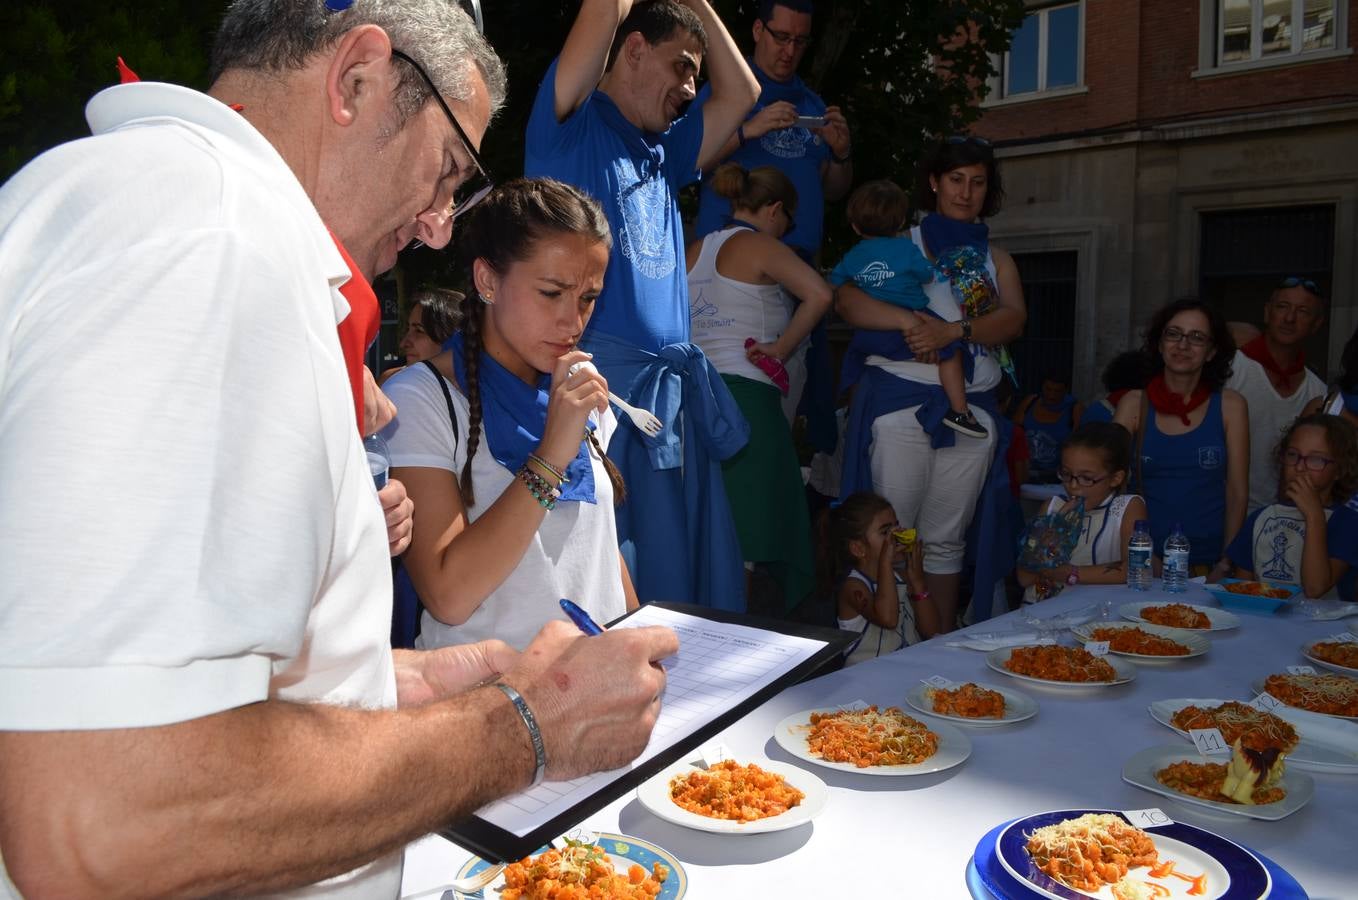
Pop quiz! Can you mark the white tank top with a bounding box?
[868,225,1002,392]
[687,226,795,388]
[1021,493,1140,604]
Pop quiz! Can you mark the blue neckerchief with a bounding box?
[447,333,596,504]
[1343,389,1358,414]
[749,59,808,105]
[920,212,989,257]
[590,89,664,179]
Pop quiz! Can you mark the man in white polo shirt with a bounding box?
[1227,277,1328,513]
[0,1,676,897]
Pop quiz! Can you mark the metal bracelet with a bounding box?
[494,682,547,786]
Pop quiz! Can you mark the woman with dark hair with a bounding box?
[379,288,464,385]
[686,163,831,611]
[1080,350,1153,425]
[1114,298,1250,571]
[835,135,1027,629]
[380,178,636,650]
[1303,324,1358,427]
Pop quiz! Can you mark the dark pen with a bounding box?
[559,598,604,636]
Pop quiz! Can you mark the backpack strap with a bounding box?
[422,360,460,453]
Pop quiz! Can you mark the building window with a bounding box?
[992,2,1084,100]
[1217,0,1338,65]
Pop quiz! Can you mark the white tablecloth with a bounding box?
[401,584,1354,898]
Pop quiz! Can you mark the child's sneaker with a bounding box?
[942,409,988,438]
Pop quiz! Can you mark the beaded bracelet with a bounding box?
[518,465,561,510]
[911,590,931,604]
[526,453,569,485]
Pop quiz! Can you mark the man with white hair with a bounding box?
[0,2,676,896]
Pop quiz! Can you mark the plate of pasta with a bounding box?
[1148,697,1358,773]
[1118,601,1240,631]
[772,703,971,776]
[986,645,1137,687]
[903,680,1038,727]
[1302,638,1358,676]
[994,809,1269,900]
[1251,672,1358,719]
[635,756,827,835]
[452,832,687,899]
[1122,746,1314,821]
[1070,621,1210,661]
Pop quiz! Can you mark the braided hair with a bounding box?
[454,177,624,507]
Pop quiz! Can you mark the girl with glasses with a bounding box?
[1016,423,1148,603]
[1218,414,1358,599]
[1114,298,1249,575]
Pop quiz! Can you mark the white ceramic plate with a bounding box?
[985,646,1137,687]
[1119,601,1240,631]
[1148,697,1358,773]
[903,680,1038,727]
[635,756,827,834]
[1250,676,1358,721]
[1070,620,1210,661]
[1121,745,1314,820]
[1302,639,1358,677]
[772,706,971,776]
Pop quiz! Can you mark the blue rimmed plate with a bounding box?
[1205,579,1299,614]
[995,809,1269,900]
[454,831,686,899]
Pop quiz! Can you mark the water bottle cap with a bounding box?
[1134,520,1149,529]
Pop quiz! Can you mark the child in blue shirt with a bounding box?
[829,180,986,438]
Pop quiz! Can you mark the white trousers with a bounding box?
[869,406,997,575]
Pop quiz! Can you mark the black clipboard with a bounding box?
[437,601,853,863]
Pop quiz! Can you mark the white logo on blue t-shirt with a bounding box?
[1198,446,1223,470]
[855,260,895,288]
[1256,511,1305,581]
[614,161,674,280]
[761,126,814,160]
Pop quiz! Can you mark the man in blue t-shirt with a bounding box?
[525,0,759,610]
[692,0,852,262]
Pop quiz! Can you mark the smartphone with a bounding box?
[794,115,827,129]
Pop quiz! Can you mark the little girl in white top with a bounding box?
[1017,422,1149,603]
[826,493,938,665]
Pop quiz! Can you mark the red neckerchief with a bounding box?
[1240,334,1305,390]
[118,59,375,433]
[1145,374,1211,426]
[329,235,381,432]
[1106,388,1131,409]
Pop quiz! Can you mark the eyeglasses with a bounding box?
[1283,448,1334,471]
[1161,326,1210,348]
[1279,276,1321,297]
[760,23,812,48]
[782,206,796,234]
[945,134,992,147]
[1057,467,1109,488]
[390,49,494,224]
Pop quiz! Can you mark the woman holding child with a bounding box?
[836,136,1027,631]
[381,179,636,650]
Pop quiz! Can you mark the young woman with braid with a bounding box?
[381,179,637,650]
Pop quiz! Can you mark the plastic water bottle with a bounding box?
[364,433,390,490]
[1127,520,1153,591]
[1163,523,1191,594]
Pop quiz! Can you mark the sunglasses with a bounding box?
[389,49,495,225]
[1278,276,1322,297]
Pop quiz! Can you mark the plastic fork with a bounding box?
[608,391,663,437]
[568,361,664,437]
[402,860,503,900]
